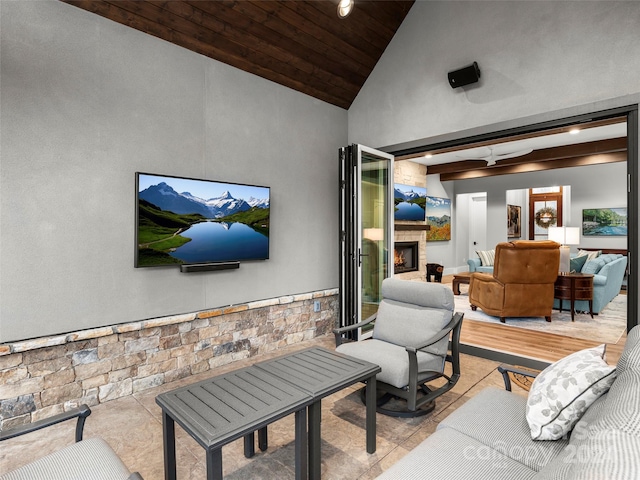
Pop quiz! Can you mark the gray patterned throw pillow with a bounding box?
[526,344,616,441]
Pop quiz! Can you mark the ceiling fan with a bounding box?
[456,145,533,166]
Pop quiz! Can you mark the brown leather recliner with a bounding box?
[469,240,560,323]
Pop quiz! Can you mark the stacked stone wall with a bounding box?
[0,289,337,429]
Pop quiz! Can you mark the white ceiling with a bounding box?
[412,122,627,167]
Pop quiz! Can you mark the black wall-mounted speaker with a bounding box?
[180,262,240,273]
[448,62,481,88]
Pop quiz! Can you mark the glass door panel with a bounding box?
[339,145,394,339]
[360,153,391,328]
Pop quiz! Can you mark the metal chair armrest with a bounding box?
[333,313,377,346]
[405,312,464,354]
[0,404,91,443]
[497,364,539,392]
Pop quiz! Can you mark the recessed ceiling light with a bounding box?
[424,153,433,159]
[337,0,354,18]
[569,128,580,135]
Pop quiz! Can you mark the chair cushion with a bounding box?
[375,427,537,480]
[526,344,616,441]
[439,387,568,472]
[336,339,444,389]
[616,325,640,375]
[372,299,450,355]
[0,437,132,480]
[380,277,455,311]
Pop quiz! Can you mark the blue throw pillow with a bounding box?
[582,257,607,275]
[570,255,588,273]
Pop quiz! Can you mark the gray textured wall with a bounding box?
[0,1,346,342]
[349,1,640,147]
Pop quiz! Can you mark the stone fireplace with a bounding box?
[393,159,428,281]
[394,241,419,274]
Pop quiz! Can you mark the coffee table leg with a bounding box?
[258,427,268,451]
[244,432,255,458]
[453,279,460,295]
[366,376,377,454]
[161,411,177,480]
[206,448,223,480]
[308,401,321,480]
[295,408,308,480]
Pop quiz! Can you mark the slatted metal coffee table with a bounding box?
[156,365,311,480]
[255,347,381,480]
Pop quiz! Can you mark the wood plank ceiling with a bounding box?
[61,0,415,109]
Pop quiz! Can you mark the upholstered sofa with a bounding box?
[377,326,640,479]
[553,253,627,314]
[467,256,494,273]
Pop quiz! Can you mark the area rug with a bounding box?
[450,283,626,345]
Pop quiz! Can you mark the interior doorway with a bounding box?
[468,193,487,259]
[385,102,638,363]
[529,187,564,240]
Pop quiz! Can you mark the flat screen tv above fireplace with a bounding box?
[135,173,270,268]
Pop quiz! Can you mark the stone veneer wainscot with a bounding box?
[0,289,338,429]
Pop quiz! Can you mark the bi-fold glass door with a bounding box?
[339,144,394,339]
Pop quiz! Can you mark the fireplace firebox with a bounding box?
[394,242,419,274]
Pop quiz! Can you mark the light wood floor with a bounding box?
[460,318,625,365]
[441,274,626,366]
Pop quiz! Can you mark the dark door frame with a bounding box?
[383,103,638,335]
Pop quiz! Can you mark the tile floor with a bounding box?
[0,334,527,479]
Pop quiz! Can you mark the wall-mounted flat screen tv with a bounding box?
[136,173,270,267]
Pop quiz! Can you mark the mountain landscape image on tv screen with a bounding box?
[136,173,270,267]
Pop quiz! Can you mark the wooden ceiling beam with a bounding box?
[438,151,627,182]
[428,137,627,177]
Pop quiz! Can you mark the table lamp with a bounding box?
[548,226,580,273]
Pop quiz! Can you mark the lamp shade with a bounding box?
[363,228,384,241]
[548,226,580,273]
[548,226,580,245]
[564,227,580,245]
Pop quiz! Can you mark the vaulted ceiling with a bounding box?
[59,1,627,176]
[62,0,415,109]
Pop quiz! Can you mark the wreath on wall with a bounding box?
[534,206,557,229]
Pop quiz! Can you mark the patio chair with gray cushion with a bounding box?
[334,278,463,417]
[0,404,142,480]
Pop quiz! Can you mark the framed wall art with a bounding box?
[582,208,627,236]
[507,204,521,238]
[426,196,451,241]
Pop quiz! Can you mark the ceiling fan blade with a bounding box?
[493,148,533,160]
[455,147,492,160]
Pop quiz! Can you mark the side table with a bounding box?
[452,272,471,295]
[554,272,594,322]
